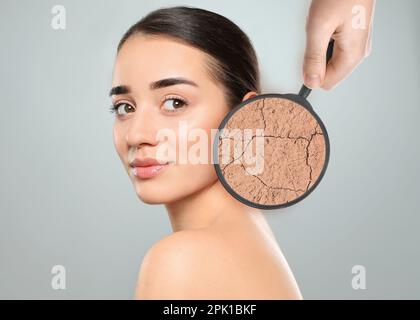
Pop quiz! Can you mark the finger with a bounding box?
[321,45,362,90]
[303,21,335,88]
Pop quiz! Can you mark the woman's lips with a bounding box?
[131,163,170,179]
[129,157,172,179]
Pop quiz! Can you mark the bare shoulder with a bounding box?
[134,229,225,299]
[134,228,302,299]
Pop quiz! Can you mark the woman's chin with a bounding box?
[137,195,165,205]
[133,184,179,205]
[134,187,167,204]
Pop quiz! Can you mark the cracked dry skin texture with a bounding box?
[218,97,326,206]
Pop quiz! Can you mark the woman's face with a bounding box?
[111,34,233,204]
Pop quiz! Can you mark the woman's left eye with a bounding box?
[162,97,188,112]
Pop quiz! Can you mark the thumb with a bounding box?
[303,25,334,88]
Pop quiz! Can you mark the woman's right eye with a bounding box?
[110,102,135,115]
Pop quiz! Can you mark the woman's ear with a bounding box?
[242,91,258,102]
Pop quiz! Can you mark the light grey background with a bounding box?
[0,0,419,299]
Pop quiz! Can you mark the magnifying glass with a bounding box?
[213,40,334,210]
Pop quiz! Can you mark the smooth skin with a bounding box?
[303,0,375,90]
[111,34,302,299]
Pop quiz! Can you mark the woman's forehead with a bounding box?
[113,34,211,85]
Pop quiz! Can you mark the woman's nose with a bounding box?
[125,106,159,148]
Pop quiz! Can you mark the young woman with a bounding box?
[109,6,302,299]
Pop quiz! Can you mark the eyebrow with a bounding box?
[109,77,198,96]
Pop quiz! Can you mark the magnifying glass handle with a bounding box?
[298,39,335,99]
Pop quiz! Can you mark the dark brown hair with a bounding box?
[117,6,260,108]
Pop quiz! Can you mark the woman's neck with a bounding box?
[165,179,259,232]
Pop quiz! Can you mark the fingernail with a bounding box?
[305,74,320,88]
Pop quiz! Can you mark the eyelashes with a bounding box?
[161,95,188,112]
[108,95,189,115]
[108,102,134,115]
[108,104,120,114]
